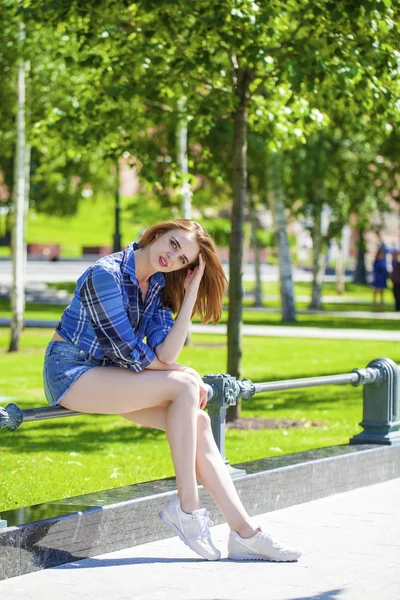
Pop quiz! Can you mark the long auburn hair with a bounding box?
[138,219,228,324]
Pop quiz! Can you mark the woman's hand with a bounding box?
[183,253,206,298]
[199,384,208,410]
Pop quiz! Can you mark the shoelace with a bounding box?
[193,511,214,537]
[258,531,287,551]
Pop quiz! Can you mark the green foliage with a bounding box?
[1,0,399,222]
[255,228,274,249]
[199,217,232,246]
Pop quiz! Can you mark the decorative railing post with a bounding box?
[203,374,256,478]
[350,358,400,445]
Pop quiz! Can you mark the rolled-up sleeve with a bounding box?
[146,302,175,352]
[79,266,155,371]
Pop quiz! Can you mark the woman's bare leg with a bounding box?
[122,406,257,537]
[59,367,200,512]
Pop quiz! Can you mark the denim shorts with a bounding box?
[43,340,109,406]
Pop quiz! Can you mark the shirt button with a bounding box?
[79,350,85,355]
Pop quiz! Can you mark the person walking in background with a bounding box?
[43,218,301,563]
[372,248,389,310]
[391,251,400,312]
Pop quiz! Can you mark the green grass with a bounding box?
[243,280,399,312]
[243,280,375,301]
[220,310,399,331]
[1,329,399,512]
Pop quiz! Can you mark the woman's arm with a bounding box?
[155,294,196,364]
[80,265,157,372]
[155,254,206,365]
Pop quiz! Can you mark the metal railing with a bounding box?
[1,357,399,477]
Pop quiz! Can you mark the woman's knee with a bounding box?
[173,371,200,399]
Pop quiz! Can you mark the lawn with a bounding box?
[1,328,399,512]
[243,280,375,301]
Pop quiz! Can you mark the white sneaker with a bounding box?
[159,496,221,561]
[228,529,301,562]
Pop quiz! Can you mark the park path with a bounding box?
[0,478,399,600]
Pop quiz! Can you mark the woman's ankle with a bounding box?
[180,499,201,514]
[233,523,260,538]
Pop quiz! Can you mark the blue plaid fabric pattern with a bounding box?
[56,242,175,372]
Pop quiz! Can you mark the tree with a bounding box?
[9,19,28,352]
[4,0,400,396]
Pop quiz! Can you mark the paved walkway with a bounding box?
[1,478,399,600]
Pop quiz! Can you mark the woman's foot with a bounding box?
[159,496,221,561]
[228,529,301,562]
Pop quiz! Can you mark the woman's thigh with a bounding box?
[59,367,199,414]
[121,406,168,430]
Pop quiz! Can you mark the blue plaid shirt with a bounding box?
[56,242,175,372]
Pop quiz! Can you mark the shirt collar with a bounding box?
[121,242,166,288]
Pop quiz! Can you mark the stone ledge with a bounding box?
[1,443,400,580]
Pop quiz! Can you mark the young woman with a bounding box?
[372,248,388,309]
[43,219,300,562]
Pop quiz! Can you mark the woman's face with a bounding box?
[150,228,200,272]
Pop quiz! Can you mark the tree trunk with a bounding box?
[113,160,122,253]
[353,226,368,284]
[226,69,250,422]
[23,144,31,282]
[176,96,192,346]
[309,203,326,310]
[268,154,296,322]
[176,96,192,219]
[9,22,27,352]
[335,230,345,295]
[250,193,262,307]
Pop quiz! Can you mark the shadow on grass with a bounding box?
[0,371,364,454]
[245,389,361,416]
[0,417,166,454]
[0,386,361,454]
